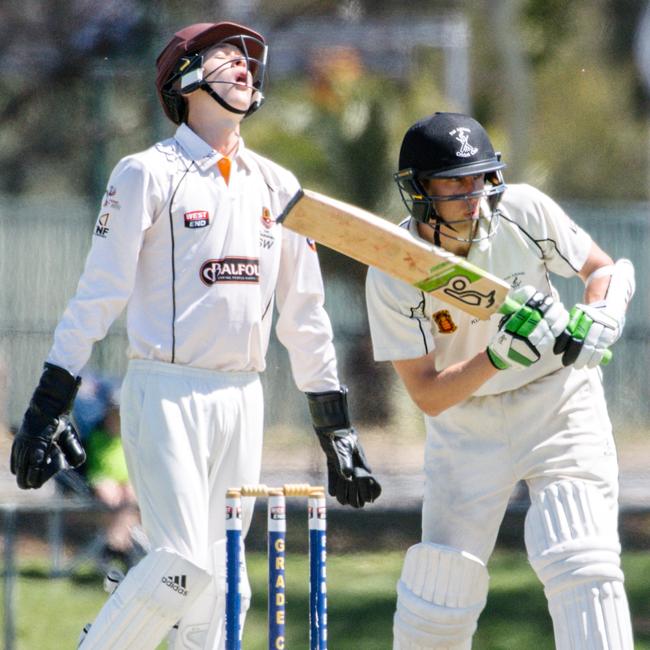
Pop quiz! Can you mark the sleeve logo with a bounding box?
[94,213,110,238]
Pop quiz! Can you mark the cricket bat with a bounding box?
[278,189,611,364]
[278,188,516,321]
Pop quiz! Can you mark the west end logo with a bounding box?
[450,127,478,158]
[185,210,210,229]
[200,257,260,285]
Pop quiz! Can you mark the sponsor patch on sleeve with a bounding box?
[94,213,111,238]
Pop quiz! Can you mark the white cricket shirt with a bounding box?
[366,183,592,396]
[48,124,339,392]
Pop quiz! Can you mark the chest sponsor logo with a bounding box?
[433,309,457,334]
[184,210,210,229]
[94,213,111,238]
[200,257,260,285]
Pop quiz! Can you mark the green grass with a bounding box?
[2,550,650,649]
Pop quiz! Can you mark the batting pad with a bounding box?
[525,480,634,650]
[79,548,211,650]
[393,542,489,650]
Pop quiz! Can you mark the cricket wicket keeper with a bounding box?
[10,20,381,650]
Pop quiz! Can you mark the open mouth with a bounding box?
[233,71,250,88]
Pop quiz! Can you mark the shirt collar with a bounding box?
[173,123,251,173]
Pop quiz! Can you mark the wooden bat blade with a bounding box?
[278,189,511,320]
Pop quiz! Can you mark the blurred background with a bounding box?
[0,0,649,648]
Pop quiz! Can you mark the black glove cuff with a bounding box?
[31,363,81,418]
[306,386,351,431]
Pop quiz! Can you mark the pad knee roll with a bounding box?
[393,542,489,650]
[525,481,623,596]
[525,481,633,650]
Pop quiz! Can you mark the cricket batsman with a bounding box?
[366,112,635,649]
[10,20,381,649]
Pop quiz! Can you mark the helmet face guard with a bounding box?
[156,22,268,124]
[394,165,506,227]
[394,112,507,243]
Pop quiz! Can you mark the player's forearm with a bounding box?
[578,242,614,304]
[393,351,498,417]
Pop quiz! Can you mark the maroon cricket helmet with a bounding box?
[155,21,267,123]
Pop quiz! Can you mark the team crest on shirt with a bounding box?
[200,257,260,285]
[260,207,274,229]
[184,210,210,229]
[260,207,276,249]
[433,310,457,334]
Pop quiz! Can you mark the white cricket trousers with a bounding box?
[421,365,619,562]
[120,359,264,572]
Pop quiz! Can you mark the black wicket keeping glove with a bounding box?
[306,386,382,508]
[11,363,86,489]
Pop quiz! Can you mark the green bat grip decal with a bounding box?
[498,297,612,365]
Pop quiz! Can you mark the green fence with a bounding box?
[1,197,648,436]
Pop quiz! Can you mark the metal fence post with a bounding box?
[3,506,17,650]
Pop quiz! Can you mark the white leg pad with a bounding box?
[79,548,211,650]
[393,542,489,650]
[169,539,251,650]
[525,480,634,650]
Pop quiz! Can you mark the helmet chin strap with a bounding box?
[426,210,481,247]
[201,84,248,115]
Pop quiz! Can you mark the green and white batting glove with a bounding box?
[487,286,570,370]
[554,302,622,369]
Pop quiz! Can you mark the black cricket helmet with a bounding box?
[155,21,268,124]
[394,112,506,237]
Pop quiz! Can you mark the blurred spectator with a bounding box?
[72,373,147,569]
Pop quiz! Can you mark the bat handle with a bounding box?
[498,298,612,366]
[498,296,521,316]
